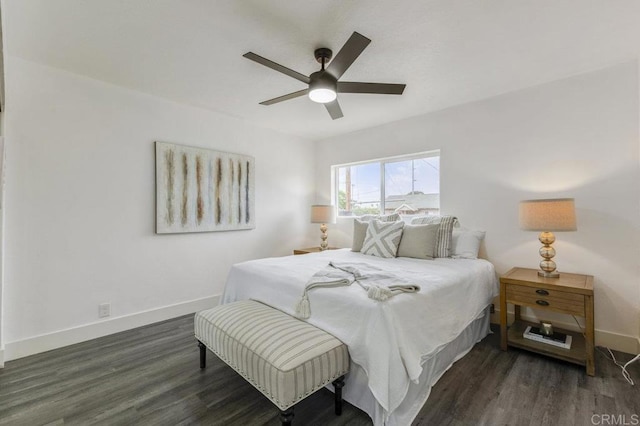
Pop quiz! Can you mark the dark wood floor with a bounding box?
[0,316,638,426]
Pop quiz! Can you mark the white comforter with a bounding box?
[221,249,498,418]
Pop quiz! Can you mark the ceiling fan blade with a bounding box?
[338,82,406,95]
[324,100,343,120]
[325,32,371,80]
[243,52,310,84]
[259,89,309,106]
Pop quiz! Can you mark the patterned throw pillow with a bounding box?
[358,214,378,222]
[359,213,400,222]
[411,215,458,258]
[379,213,401,222]
[352,213,402,252]
[361,220,405,258]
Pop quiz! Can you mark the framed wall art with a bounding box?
[155,142,255,234]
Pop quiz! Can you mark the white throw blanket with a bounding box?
[295,261,420,319]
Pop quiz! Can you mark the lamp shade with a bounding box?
[310,205,336,224]
[519,198,577,231]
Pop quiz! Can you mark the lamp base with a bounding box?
[319,223,328,251]
[537,231,560,278]
[538,270,560,278]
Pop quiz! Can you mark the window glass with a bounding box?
[335,152,439,217]
[337,162,381,216]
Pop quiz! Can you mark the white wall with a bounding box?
[0,134,4,367]
[315,62,640,352]
[2,57,315,360]
[0,3,5,368]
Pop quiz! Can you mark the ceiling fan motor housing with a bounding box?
[309,71,337,103]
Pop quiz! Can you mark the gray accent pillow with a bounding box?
[411,215,458,258]
[361,220,405,258]
[351,219,369,252]
[397,223,440,259]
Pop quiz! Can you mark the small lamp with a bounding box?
[310,205,336,250]
[519,198,577,278]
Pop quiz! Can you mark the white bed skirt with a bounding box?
[339,306,492,426]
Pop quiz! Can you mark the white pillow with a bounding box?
[361,220,405,258]
[451,228,486,259]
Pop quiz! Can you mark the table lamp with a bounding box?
[519,198,577,278]
[310,205,336,250]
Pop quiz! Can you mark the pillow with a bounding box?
[411,215,458,258]
[361,220,405,258]
[379,213,401,222]
[351,219,369,252]
[351,213,402,252]
[358,214,379,223]
[451,228,486,259]
[360,213,400,222]
[396,223,440,259]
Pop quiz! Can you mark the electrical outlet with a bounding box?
[98,303,111,318]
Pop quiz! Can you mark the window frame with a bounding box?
[332,150,440,218]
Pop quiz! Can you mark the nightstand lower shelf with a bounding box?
[507,320,587,366]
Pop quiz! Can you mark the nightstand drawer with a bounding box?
[506,284,585,316]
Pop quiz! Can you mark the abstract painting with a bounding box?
[155,142,255,234]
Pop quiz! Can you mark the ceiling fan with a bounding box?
[243,32,406,120]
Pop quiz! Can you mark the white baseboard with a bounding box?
[0,348,4,368]
[490,309,639,355]
[4,295,220,362]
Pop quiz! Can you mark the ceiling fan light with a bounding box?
[308,72,337,104]
[309,88,337,103]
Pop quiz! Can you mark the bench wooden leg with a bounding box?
[197,341,206,369]
[332,375,345,416]
[280,407,294,425]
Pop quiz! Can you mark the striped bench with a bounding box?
[194,300,350,425]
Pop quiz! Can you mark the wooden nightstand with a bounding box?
[293,247,339,255]
[500,267,595,376]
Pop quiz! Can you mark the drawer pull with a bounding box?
[536,300,550,306]
[536,289,549,295]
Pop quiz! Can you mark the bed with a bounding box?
[221,248,498,425]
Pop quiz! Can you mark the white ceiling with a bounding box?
[4,1,640,140]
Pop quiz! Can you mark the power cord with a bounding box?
[571,315,639,385]
[571,315,586,338]
[597,348,640,386]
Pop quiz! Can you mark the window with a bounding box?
[334,151,440,217]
